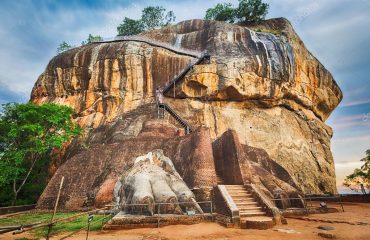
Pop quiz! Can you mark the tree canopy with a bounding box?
[343,150,370,194]
[117,17,145,36]
[205,3,235,23]
[57,41,72,54]
[0,103,81,205]
[236,0,269,23]
[204,0,269,23]
[81,34,103,45]
[117,6,176,36]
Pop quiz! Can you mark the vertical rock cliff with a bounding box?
[31,18,342,209]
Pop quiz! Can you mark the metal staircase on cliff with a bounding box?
[96,34,210,135]
[162,53,210,95]
[158,103,193,134]
[157,50,210,134]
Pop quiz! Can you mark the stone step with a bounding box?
[226,188,248,192]
[235,202,259,206]
[231,196,256,202]
[226,190,250,194]
[233,199,256,204]
[215,175,224,184]
[229,193,253,197]
[237,206,262,211]
[235,203,261,209]
[240,216,275,229]
[224,185,245,189]
[239,211,266,217]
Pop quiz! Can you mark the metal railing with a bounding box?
[273,194,345,214]
[120,201,213,215]
[117,201,214,228]
[162,53,210,95]
[158,103,193,133]
[0,204,36,216]
[7,207,113,239]
[91,35,202,58]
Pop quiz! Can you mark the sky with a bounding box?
[0,0,369,193]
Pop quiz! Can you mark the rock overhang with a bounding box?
[141,18,342,122]
[31,18,342,199]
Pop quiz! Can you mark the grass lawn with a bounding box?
[0,212,109,239]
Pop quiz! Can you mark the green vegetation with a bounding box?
[254,27,282,36]
[81,34,103,45]
[205,3,235,23]
[57,41,72,54]
[117,6,176,36]
[0,212,106,238]
[344,149,370,194]
[57,34,103,53]
[236,0,269,23]
[205,0,269,23]
[0,103,81,206]
[117,17,144,36]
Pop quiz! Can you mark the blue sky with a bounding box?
[0,0,369,191]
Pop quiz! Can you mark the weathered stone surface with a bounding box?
[242,216,275,229]
[213,129,304,209]
[318,231,336,239]
[115,149,202,215]
[318,225,335,231]
[31,42,193,129]
[142,18,342,121]
[32,17,342,205]
[37,121,218,210]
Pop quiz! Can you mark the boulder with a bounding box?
[32,18,342,209]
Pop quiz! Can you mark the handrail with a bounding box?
[93,35,203,58]
[159,103,192,133]
[247,183,275,216]
[0,204,36,216]
[272,194,345,212]
[121,201,212,207]
[12,207,109,235]
[162,53,210,95]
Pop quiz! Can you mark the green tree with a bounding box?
[236,0,269,23]
[343,150,370,194]
[0,103,81,205]
[164,10,176,26]
[81,34,103,45]
[117,17,144,36]
[141,6,176,30]
[116,6,176,36]
[57,41,72,54]
[205,3,236,23]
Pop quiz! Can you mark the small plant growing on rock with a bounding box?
[254,27,282,36]
[81,34,103,45]
[57,41,72,54]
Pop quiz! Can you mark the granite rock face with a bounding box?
[37,121,302,210]
[32,18,342,206]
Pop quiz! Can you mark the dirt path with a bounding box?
[2,203,369,240]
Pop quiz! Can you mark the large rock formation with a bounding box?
[32,18,342,209]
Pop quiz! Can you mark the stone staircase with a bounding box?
[215,173,224,185]
[223,185,275,229]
